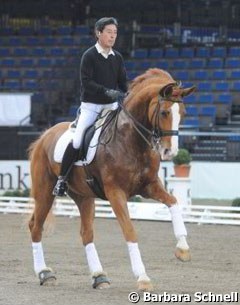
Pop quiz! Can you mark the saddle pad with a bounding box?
[54,109,112,166]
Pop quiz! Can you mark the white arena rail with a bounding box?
[0,196,240,226]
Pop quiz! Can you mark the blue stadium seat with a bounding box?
[183,95,197,104]
[8,37,22,46]
[232,81,240,91]
[7,70,21,78]
[0,48,11,56]
[207,58,224,69]
[179,47,194,58]
[182,81,194,88]
[172,59,187,69]
[211,70,227,80]
[127,71,138,80]
[74,25,89,35]
[186,105,198,116]
[3,79,21,90]
[50,47,65,56]
[67,47,80,56]
[193,70,209,80]
[31,47,47,56]
[230,70,240,79]
[198,93,214,103]
[125,60,136,70]
[54,58,65,66]
[56,25,72,35]
[38,26,52,36]
[60,36,75,46]
[188,59,206,69]
[22,79,39,91]
[214,81,229,91]
[199,105,216,116]
[1,58,16,67]
[228,47,240,57]
[149,48,163,58]
[13,47,29,57]
[154,60,169,70]
[225,58,240,68]
[196,47,210,58]
[25,37,40,46]
[174,71,189,81]
[164,48,179,58]
[20,58,34,67]
[211,46,226,57]
[24,70,39,78]
[79,36,95,46]
[137,60,152,70]
[0,27,14,36]
[42,37,58,45]
[217,93,232,104]
[18,27,34,36]
[132,49,148,59]
[38,58,53,67]
[198,82,212,92]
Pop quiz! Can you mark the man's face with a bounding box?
[97,24,117,49]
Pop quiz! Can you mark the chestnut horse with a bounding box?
[28,68,195,291]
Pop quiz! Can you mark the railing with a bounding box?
[179,130,240,161]
[0,196,239,226]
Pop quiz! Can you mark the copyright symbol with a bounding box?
[128,292,140,303]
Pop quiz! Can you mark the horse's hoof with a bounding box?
[92,272,110,289]
[175,248,191,262]
[38,268,57,286]
[137,280,154,292]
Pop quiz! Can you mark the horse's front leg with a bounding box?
[105,186,153,292]
[143,178,191,262]
[68,191,110,289]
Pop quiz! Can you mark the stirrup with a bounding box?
[52,178,68,196]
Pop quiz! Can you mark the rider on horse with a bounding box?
[53,17,128,196]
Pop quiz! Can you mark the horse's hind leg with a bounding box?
[68,191,110,289]
[29,164,56,285]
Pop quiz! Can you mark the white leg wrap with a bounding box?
[32,242,47,275]
[85,243,103,274]
[169,204,187,239]
[127,242,147,278]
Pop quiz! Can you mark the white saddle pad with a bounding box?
[54,109,112,166]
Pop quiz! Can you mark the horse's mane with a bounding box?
[125,68,176,107]
[129,68,175,91]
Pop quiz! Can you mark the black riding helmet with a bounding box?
[94,17,118,33]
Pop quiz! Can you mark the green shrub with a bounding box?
[232,198,240,207]
[173,148,192,165]
[2,189,30,197]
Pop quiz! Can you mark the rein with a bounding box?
[118,95,183,149]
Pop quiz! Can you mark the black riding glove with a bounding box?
[105,89,123,101]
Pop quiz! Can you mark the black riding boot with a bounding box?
[53,141,79,196]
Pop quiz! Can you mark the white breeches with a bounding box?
[72,101,118,149]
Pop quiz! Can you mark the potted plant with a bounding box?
[172,148,192,177]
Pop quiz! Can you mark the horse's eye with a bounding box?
[160,110,170,118]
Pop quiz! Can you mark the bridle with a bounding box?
[118,82,184,149]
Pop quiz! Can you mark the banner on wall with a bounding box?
[0,160,239,200]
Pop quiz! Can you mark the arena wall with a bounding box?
[0,160,239,199]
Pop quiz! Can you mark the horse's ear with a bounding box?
[182,86,197,97]
[159,83,174,98]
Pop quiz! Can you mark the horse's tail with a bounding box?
[28,131,56,234]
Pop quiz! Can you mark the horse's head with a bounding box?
[148,82,195,160]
